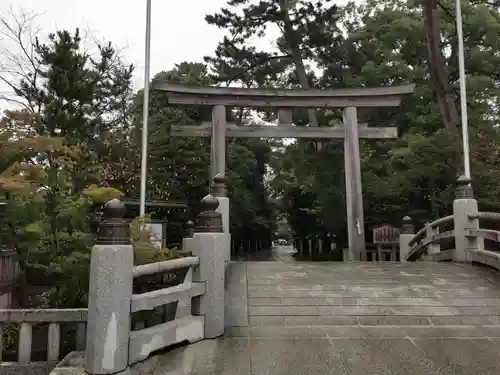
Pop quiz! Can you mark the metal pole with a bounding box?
[456,0,471,179]
[139,0,152,216]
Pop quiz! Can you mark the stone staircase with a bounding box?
[143,260,500,375]
[225,261,500,332]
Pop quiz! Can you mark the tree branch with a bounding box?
[227,53,292,85]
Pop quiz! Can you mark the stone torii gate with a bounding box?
[152,82,415,261]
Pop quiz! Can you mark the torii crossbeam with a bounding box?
[170,122,398,139]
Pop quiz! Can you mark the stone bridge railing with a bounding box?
[0,309,87,374]
[86,194,224,375]
[0,193,228,375]
[399,176,500,271]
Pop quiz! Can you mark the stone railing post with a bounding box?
[453,176,480,262]
[425,222,440,255]
[329,234,337,251]
[85,198,133,375]
[342,248,350,261]
[399,216,415,262]
[211,173,230,266]
[191,195,225,338]
[182,220,195,253]
[318,236,324,255]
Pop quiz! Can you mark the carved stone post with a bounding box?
[85,198,133,375]
[329,233,337,251]
[211,173,230,266]
[191,195,225,338]
[312,234,318,259]
[182,220,195,253]
[425,222,440,255]
[453,176,480,262]
[399,216,415,262]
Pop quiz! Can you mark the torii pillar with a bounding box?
[343,107,364,261]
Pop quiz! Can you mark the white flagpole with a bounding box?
[456,0,471,179]
[140,0,152,216]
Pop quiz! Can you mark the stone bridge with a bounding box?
[0,174,498,375]
[43,259,500,375]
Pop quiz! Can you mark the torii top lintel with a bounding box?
[152,82,416,108]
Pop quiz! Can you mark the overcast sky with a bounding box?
[0,0,357,112]
[0,0,283,108]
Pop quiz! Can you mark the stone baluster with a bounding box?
[343,247,350,261]
[85,198,133,375]
[182,220,195,253]
[47,323,61,363]
[177,220,196,320]
[425,222,440,255]
[399,216,415,262]
[453,176,480,262]
[18,322,32,364]
[75,323,86,350]
[191,195,225,338]
[331,236,337,251]
[238,242,244,259]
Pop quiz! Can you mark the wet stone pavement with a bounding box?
[231,244,296,262]
[147,246,500,375]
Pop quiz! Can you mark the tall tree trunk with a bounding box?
[422,0,463,169]
[279,0,319,128]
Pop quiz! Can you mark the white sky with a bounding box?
[0,0,356,113]
[0,0,283,111]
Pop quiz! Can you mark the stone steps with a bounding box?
[226,261,500,330]
[247,314,500,327]
[225,324,500,339]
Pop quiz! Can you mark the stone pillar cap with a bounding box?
[103,198,126,218]
[98,198,129,245]
[195,194,222,233]
[455,175,474,199]
[401,216,414,234]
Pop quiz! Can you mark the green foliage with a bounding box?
[0,24,135,308]
[131,62,277,244]
[207,0,500,245]
[130,215,191,266]
[3,162,113,308]
[17,29,133,144]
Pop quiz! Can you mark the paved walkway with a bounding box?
[148,247,500,375]
[232,244,296,262]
